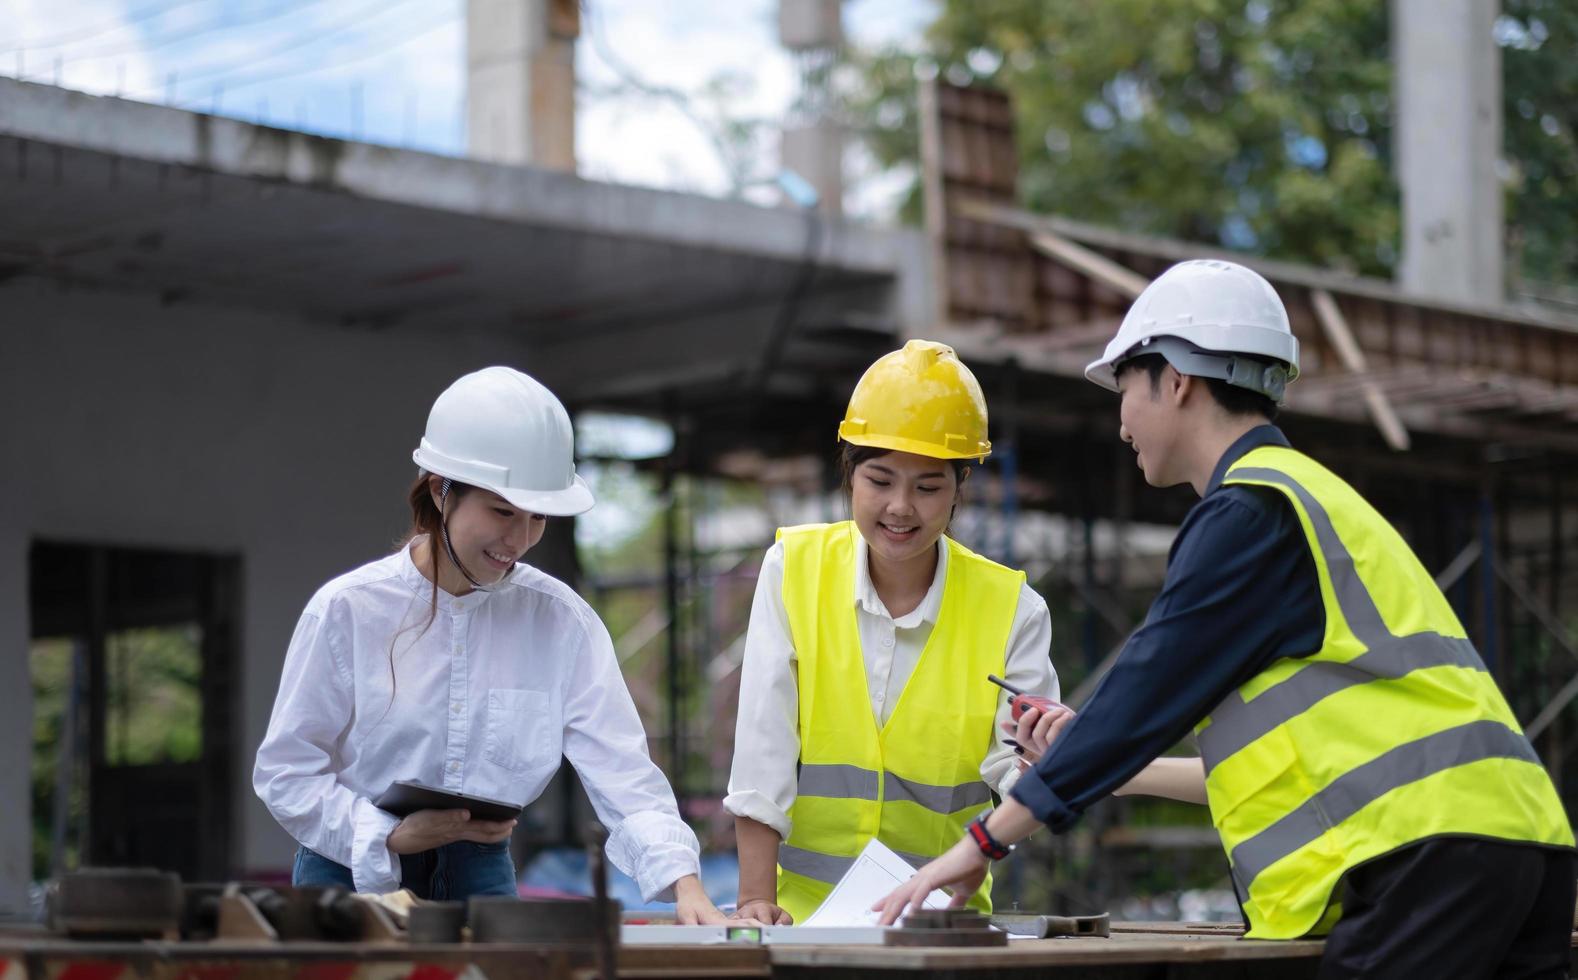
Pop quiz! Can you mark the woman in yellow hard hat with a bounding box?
[723,339,1065,924]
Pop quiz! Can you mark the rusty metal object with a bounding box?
[180,883,225,941]
[49,868,182,939]
[466,897,620,946]
[584,821,618,980]
[991,911,1111,938]
[407,901,467,944]
[241,885,363,941]
[884,908,1007,947]
[214,885,390,942]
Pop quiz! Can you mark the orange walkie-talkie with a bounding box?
[988,673,1066,722]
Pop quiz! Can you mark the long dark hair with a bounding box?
[380,472,471,715]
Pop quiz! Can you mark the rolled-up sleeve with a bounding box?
[253,605,402,893]
[722,544,801,839]
[984,584,1057,796]
[561,603,700,903]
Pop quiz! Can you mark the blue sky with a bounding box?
[4,0,934,215]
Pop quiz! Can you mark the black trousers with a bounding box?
[1318,838,1575,980]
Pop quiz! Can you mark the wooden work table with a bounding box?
[8,923,1573,978]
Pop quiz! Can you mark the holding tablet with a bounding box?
[374,781,524,823]
[253,368,725,920]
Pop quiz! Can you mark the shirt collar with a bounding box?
[398,535,499,612]
[1205,424,1291,495]
[853,532,947,626]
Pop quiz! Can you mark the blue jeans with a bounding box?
[293,841,517,900]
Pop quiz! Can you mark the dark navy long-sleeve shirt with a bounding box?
[1010,424,1326,831]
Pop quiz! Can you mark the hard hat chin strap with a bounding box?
[438,478,494,593]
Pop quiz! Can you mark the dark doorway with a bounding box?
[29,542,240,883]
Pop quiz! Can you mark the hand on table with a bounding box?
[870,837,988,926]
[674,874,765,925]
[730,899,792,925]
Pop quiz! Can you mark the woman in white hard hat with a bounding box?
[723,340,1066,925]
[254,366,731,920]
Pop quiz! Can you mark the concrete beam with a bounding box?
[0,78,914,278]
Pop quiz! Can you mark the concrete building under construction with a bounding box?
[1,4,1576,973]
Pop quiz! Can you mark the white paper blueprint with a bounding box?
[800,838,953,927]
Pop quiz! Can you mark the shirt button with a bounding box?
[882,634,895,648]
[448,761,461,772]
[450,702,462,714]
[875,692,885,703]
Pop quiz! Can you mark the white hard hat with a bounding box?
[412,366,594,517]
[1085,259,1300,403]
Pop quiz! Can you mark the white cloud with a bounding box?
[2,0,935,217]
[6,0,164,97]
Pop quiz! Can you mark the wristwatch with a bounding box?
[966,814,1013,861]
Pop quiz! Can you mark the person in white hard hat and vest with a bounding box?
[876,262,1575,978]
[255,366,733,920]
[724,340,1066,925]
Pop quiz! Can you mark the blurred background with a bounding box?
[5,0,1577,925]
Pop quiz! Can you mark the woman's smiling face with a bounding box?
[849,450,960,568]
[436,483,547,587]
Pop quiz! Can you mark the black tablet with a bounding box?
[373,780,524,823]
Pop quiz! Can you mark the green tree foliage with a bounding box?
[1501,1,1578,289]
[848,0,1577,286]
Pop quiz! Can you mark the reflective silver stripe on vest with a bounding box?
[796,764,990,815]
[780,843,940,884]
[1200,466,1489,771]
[886,772,993,813]
[797,763,881,801]
[779,844,853,884]
[1227,719,1540,892]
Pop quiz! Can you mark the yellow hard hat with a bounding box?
[837,339,992,462]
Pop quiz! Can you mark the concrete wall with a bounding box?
[0,277,571,914]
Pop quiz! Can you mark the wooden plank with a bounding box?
[768,933,1325,970]
[979,216,1147,302]
[1311,288,1411,451]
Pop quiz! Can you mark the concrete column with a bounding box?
[1393,0,1502,304]
[466,0,578,171]
[0,518,30,918]
[780,0,842,216]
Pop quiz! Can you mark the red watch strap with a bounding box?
[968,815,1011,860]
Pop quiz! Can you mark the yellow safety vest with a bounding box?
[775,521,1024,922]
[1200,445,1573,939]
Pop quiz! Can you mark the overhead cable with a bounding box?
[171,7,458,103]
[127,0,429,99]
[0,0,208,55]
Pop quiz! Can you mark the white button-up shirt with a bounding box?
[724,535,1059,839]
[253,539,699,899]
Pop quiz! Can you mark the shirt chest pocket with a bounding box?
[482,688,558,774]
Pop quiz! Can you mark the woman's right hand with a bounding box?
[387,808,517,854]
[731,899,793,925]
[1002,701,1077,770]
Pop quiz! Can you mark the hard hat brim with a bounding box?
[840,432,991,462]
[413,449,596,516]
[494,474,596,517]
[1083,356,1121,394]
